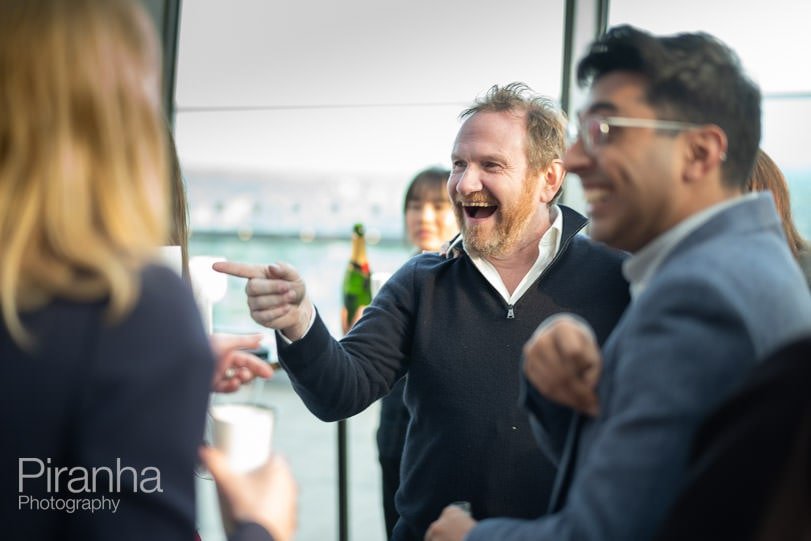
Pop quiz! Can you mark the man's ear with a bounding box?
[539,159,566,203]
[684,125,727,183]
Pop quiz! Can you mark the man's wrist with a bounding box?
[280,300,315,342]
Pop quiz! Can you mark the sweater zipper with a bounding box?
[502,223,583,321]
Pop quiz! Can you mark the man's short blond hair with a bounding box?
[460,82,567,176]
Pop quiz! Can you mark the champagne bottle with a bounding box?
[342,223,372,333]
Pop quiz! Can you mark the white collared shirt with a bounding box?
[623,193,756,300]
[467,205,564,306]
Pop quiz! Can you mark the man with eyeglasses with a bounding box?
[427,25,811,541]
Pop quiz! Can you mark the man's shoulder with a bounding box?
[559,234,629,284]
[380,252,470,297]
[401,250,470,274]
[663,210,793,282]
[636,230,811,352]
[566,233,627,261]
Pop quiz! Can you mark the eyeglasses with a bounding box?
[568,115,701,155]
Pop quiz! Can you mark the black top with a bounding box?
[278,206,630,541]
[377,368,409,459]
[1,265,214,540]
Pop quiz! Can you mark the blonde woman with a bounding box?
[0,1,292,540]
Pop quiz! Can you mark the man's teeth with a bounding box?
[584,189,609,204]
[463,202,495,207]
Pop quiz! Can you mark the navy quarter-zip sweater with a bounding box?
[276,206,629,541]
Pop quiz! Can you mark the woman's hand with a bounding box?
[210,334,274,393]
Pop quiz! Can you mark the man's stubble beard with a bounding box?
[458,174,539,259]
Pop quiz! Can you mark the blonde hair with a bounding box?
[745,149,808,259]
[167,130,191,284]
[0,0,170,348]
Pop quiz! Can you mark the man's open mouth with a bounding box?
[463,202,498,219]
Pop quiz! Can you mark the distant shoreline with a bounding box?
[189,230,408,245]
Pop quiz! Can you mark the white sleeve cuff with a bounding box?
[277,307,317,344]
[536,312,597,340]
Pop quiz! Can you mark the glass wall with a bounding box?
[174,1,565,540]
[175,2,811,539]
[175,0,565,241]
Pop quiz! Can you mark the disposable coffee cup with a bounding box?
[210,403,275,473]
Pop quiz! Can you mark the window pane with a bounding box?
[608,0,811,93]
[763,97,811,237]
[176,3,566,541]
[176,0,564,186]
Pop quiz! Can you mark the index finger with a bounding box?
[213,260,268,279]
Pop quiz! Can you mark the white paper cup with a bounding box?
[210,403,275,473]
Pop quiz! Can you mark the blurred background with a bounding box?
[142,0,811,539]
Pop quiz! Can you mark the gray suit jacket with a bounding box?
[468,193,811,541]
